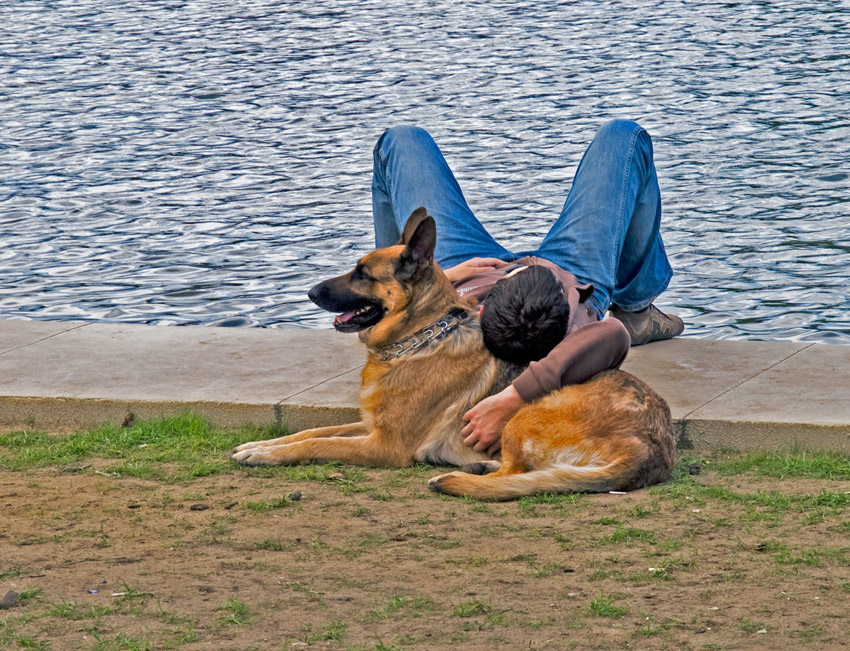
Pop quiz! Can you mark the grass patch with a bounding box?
[640,615,677,636]
[0,413,288,481]
[217,598,252,627]
[711,450,850,480]
[306,620,347,642]
[453,600,491,618]
[245,495,290,512]
[92,632,154,650]
[371,594,435,619]
[255,537,290,552]
[16,588,43,603]
[0,414,376,485]
[0,566,27,581]
[740,617,766,634]
[46,599,116,621]
[595,516,621,526]
[597,526,657,545]
[527,561,567,578]
[651,477,850,515]
[48,600,80,619]
[589,590,627,618]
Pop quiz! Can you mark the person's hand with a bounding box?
[443,257,505,282]
[461,385,525,457]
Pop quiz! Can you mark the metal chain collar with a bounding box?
[377,307,470,362]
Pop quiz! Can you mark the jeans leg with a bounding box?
[372,126,511,268]
[535,120,673,317]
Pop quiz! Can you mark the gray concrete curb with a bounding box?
[1,319,848,452]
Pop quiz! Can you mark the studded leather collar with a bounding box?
[377,307,470,362]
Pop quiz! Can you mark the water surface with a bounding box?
[1,0,848,342]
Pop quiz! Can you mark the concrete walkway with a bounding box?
[1,319,848,452]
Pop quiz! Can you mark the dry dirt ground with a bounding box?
[2,449,850,650]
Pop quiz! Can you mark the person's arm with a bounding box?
[443,257,507,283]
[512,318,631,403]
[461,384,525,457]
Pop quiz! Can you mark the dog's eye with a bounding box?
[352,265,374,282]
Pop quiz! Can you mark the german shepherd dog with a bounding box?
[232,209,675,500]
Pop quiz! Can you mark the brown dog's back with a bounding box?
[427,370,676,500]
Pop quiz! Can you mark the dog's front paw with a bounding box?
[232,440,261,455]
[428,471,463,494]
[232,434,291,455]
[231,445,280,466]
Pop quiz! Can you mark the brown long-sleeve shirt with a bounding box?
[451,256,631,403]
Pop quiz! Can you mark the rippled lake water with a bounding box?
[1,0,848,342]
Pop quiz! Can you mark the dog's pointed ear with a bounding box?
[398,207,431,246]
[396,210,437,283]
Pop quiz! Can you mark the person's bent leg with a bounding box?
[535,120,673,318]
[372,126,511,268]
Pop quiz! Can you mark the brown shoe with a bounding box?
[609,304,684,346]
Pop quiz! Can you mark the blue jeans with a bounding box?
[371,120,673,318]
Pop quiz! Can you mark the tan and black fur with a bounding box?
[232,208,675,500]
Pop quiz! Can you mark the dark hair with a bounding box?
[481,265,569,365]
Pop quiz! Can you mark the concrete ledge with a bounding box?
[1,319,849,453]
[681,420,850,453]
[0,396,278,431]
[277,405,361,433]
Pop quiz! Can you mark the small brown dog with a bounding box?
[232,208,675,500]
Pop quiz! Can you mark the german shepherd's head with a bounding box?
[308,208,452,341]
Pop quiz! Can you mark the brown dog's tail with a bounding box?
[428,459,639,501]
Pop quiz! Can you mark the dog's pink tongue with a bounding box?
[333,311,356,327]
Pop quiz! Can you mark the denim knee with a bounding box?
[597,119,644,138]
[374,125,432,157]
[595,120,653,158]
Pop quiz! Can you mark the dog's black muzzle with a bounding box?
[307,279,335,311]
[308,277,385,332]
